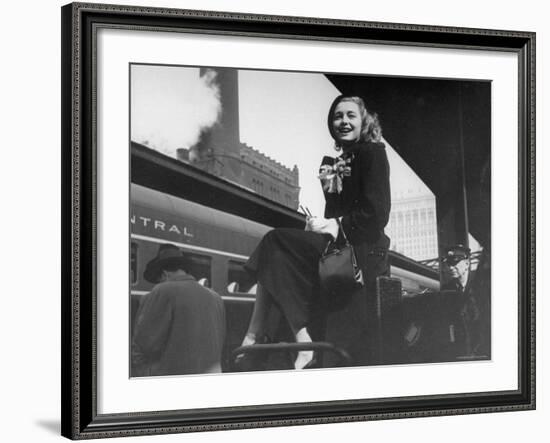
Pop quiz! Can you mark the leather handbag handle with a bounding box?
[336,218,350,245]
[322,218,350,256]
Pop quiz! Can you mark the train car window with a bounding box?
[186,253,212,288]
[130,242,138,285]
[198,278,210,287]
[227,281,240,292]
[227,261,256,294]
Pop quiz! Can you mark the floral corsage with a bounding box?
[318,156,352,194]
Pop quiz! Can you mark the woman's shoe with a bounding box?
[294,350,320,370]
[302,352,320,369]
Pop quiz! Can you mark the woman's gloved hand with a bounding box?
[305,216,339,240]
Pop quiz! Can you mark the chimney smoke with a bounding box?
[130,65,222,158]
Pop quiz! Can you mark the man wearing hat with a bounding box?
[441,244,471,292]
[441,244,481,356]
[131,243,226,377]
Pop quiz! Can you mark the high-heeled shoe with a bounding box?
[302,353,321,369]
[295,351,321,370]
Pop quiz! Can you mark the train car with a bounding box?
[130,183,268,370]
[130,182,442,371]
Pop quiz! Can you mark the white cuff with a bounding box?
[317,218,339,240]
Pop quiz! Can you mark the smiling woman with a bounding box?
[236,93,391,370]
[332,101,362,144]
[329,96,382,150]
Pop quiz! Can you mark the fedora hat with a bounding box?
[143,243,191,283]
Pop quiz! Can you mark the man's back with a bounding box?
[132,274,225,376]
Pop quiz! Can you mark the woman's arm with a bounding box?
[341,144,391,238]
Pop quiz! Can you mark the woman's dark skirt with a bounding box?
[244,227,390,340]
[244,228,332,334]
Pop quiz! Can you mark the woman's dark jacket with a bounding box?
[322,141,391,283]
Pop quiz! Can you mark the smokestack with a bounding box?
[200,67,240,147]
[190,68,242,183]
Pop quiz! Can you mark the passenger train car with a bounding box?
[130,182,441,371]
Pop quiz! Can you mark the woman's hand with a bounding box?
[304,216,315,232]
[305,217,339,240]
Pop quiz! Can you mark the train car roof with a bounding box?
[131,183,271,239]
[131,142,305,230]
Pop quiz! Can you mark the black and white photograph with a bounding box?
[129,64,492,377]
[56,2,537,439]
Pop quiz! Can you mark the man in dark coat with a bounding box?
[441,245,482,357]
[131,244,226,377]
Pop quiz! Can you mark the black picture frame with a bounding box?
[61,2,535,439]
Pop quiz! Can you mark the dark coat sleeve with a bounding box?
[345,144,391,233]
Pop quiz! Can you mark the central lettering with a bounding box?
[130,214,193,237]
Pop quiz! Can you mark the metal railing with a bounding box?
[419,250,484,272]
[230,341,352,370]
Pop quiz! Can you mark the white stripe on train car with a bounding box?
[131,233,250,261]
[130,290,255,303]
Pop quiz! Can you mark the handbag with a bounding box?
[319,219,364,297]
